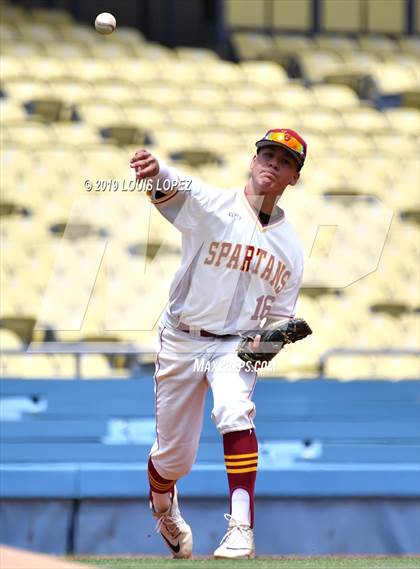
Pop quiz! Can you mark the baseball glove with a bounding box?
[237,318,312,365]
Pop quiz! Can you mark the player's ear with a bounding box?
[289,170,300,186]
[250,154,257,168]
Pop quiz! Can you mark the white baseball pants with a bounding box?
[149,325,257,481]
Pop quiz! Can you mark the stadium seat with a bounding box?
[1,40,42,57]
[314,35,359,53]
[0,328,24,350]
[230,32,276,60]
[2,78,52,102]
[31,7,74,26]
[358,35,399,57]
[240,60,288,88]
[311,84,360,109]
[0,100,27,123]
[16,22,60,42]
[385,108,420,134]
[340,108,390,132]
[176,46,219,62]
[1,55,28,79]
[43,41,90,58]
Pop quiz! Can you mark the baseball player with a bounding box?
[129,129,309,559]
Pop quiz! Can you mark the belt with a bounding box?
[178,322,233,339]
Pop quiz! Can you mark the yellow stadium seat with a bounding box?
[298,109,344,132]
[273,34,314,54]
[1,40,43,57]
[314,35,359,53]
[113,59,161,83]
[271,84,317,109]
[240,61,288,88]
[256,109,300,131]
[324,355,377,380]
[358,35,399,57]
[16,22,59,42]
[340,108,390,132]
[398,36,420,57]
[1,55,29,80]
[89,40,133,60]
[64,58,118,82]
[373,132,417,156]
[90,82,139,104]
[78,101,126,127]
[80,354,114,379]
[152,126,197,152]
[295,51,343,83]
[229,85,272,108]
[188,85,230,108]
[399,314,420,350]
[123,105,170,129]
[31,7,74,26]
[50,79,95,104]
[0,328,23,350]
[373,355,419,381]
[0,4,27,24]
[24,57,72,81]
[6,123,54,145]
[0,100,27,123]
[5,354,59,379]
[372,63,419,94]
[61,24,100,45]
[385,108,420,135]
[176,46,218,62]
[2,78,51,102]
[136,85,187,107]
[312,84,360,109]
[200,61,245,87]
[0,21,19,41]
[156,60,200,85]
[52,124,101,146]
[213,108,260,130]
[169,107,215,129]
[112,26,144,48]
[338,50,379,72]
[44,42,89,58]
[137,42,174,61]
[230,32,276,60]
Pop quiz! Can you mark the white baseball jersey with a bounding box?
[148,163,304,335]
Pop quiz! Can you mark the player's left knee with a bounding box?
[211,400,255,433]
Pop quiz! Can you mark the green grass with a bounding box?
[73,556,420,569]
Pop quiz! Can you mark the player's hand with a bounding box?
[129,149,159,181]
[251,334,261,351]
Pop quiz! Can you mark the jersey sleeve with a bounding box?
[147,161,211,232]
[268,258,304,320]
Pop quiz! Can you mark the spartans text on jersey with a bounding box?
[203,241,291,294]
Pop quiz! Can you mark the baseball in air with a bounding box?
[94,12,116,35]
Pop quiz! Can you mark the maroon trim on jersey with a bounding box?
[247,369,258,424]
[152,326,166,453]
[151,188,179,205]
[241,187,286,232]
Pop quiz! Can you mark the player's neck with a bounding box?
[244,184,280,216]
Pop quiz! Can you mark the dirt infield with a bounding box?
[0,545,91,569]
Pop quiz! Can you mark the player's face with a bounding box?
[250,146,300,195]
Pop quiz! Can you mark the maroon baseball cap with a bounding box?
[255,128,307,168]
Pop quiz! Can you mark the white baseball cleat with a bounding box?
[213,514,255,559]
[151,487,193,559]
